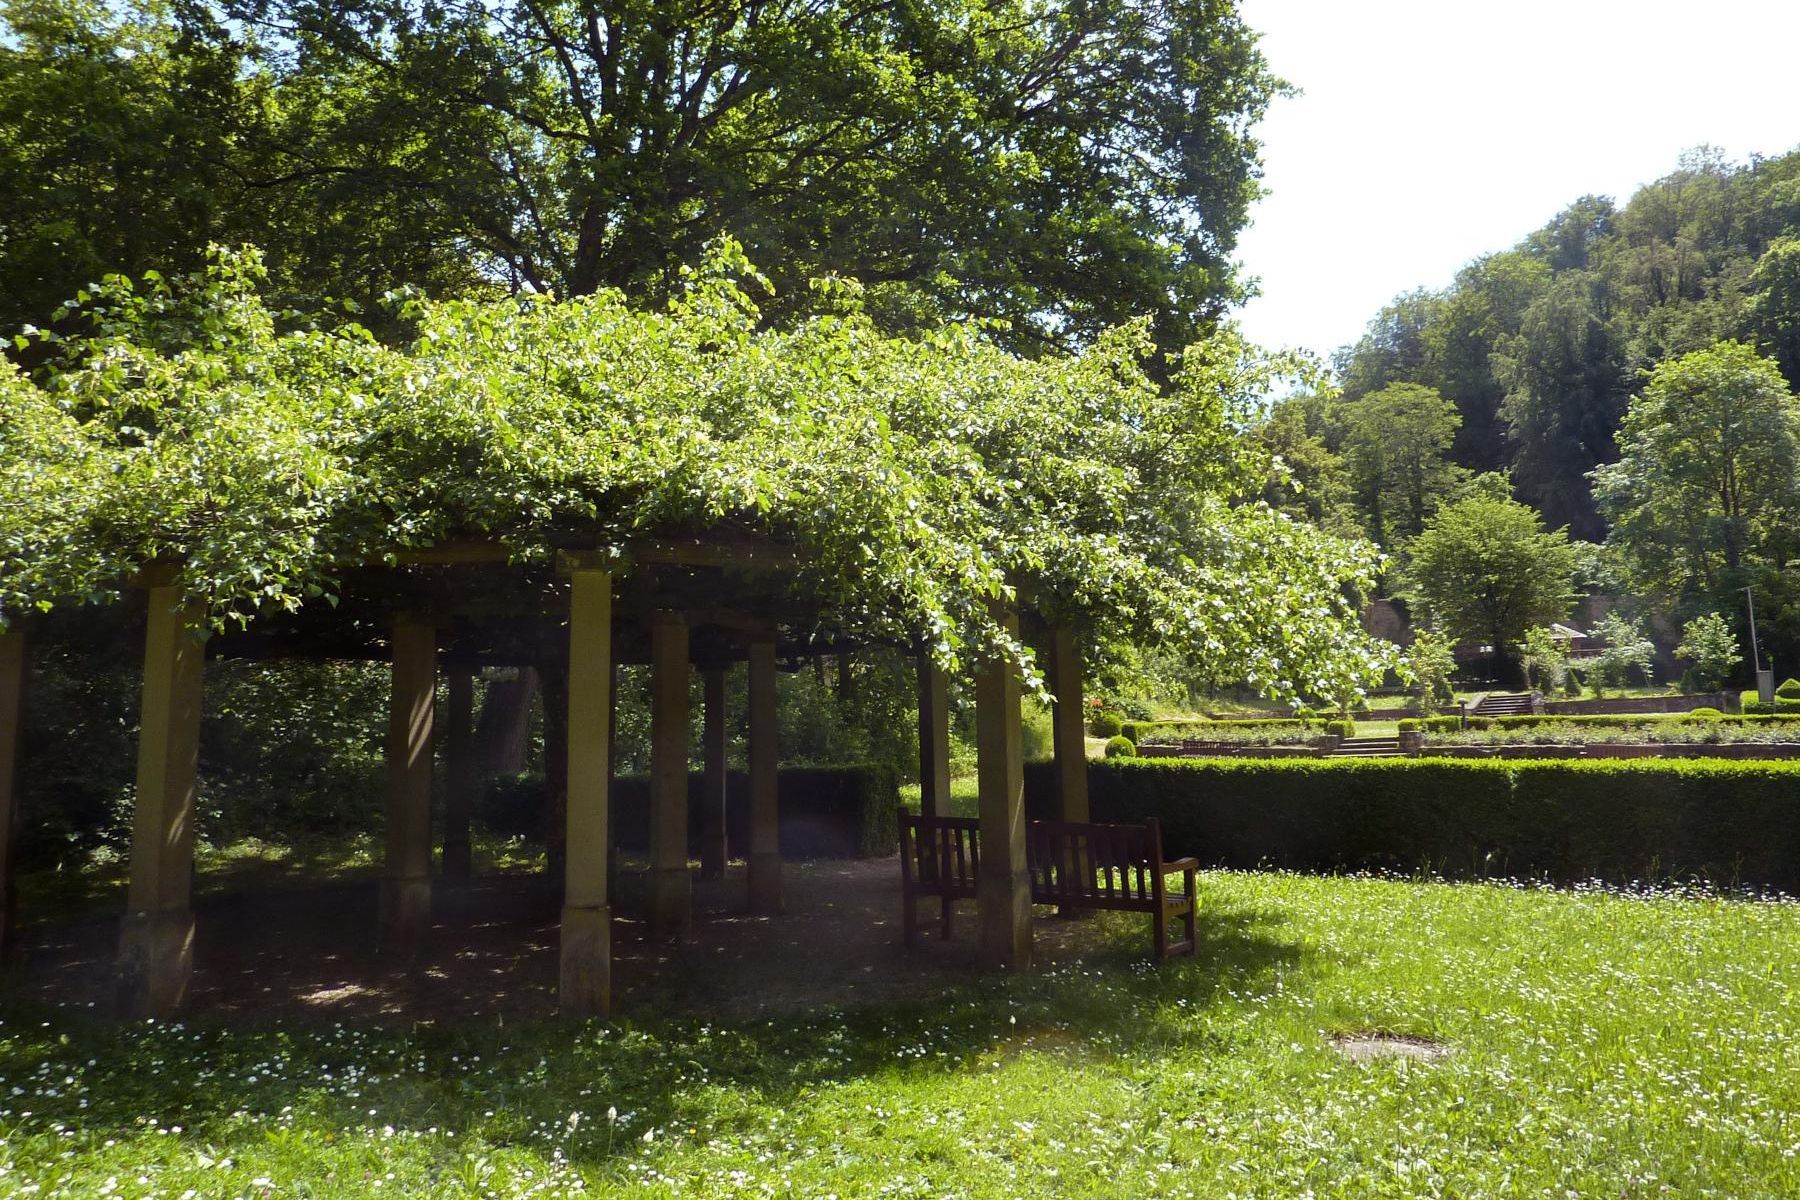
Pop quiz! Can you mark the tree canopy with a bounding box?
[1,247,1395,701]
[1402,493,1577,660]
[1595,340,1800,594]
[0,0,1282,356]
[1332,147,1800,542]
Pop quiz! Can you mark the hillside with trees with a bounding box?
[1263,145,1800,679]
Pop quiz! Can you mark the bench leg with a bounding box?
[1181,870,1198,955]
[1153,903,1169,962]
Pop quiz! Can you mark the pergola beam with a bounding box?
[747,640,781,914]
[975,607,1032,969]
[442,670,476,879]
[1048,628,1089,824]
[699,667,729,880]
[649,611,692,936]
[118,584,205,1016]
[378,617,435,955]
[560,568,613,1016]
[0,631,25,959]
[917,653,952,818]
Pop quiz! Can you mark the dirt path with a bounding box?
[4,858,1112,1026]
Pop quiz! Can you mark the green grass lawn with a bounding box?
[5,871,1798,1197]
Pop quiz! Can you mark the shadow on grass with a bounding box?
[0,877,1307,1173]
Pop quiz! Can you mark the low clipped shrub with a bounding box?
[1089,710,1124,738]
[1021,758,1800,889]
[1323,719,1355,738]
[1778,678,1800,699]
[1120,717,1309,743]
[1735,696,1800,715]
[1103,735,1137,758]
[1396,718,1422,733]
[1687,707,1724,720]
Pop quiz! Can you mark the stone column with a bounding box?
[560,568,613,1016]
[746,640,781,914]
[379,617,435,955]
[118,584,205,1016]
[699,667,728,880]
[649,611,691,936]
[0,632,24,960]
[1048,628,1089,824]
[606,660,619,907]
[917,653,952,817]
[975,610,1031,968]
[442,670,476,879]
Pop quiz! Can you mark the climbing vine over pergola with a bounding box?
[0,246,1396,1017]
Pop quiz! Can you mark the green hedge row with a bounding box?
[1122,717,1308,742]
[485,764,898,858]
[1022,758,1800,888]
[1742,696,1800,714]
[1412,712,1800,734]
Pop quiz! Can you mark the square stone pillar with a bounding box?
[560,569,613,1016]
[975,610,1032,968]
[746,640,781,914]
[118,584,205,1017]
[379,617,435,955]
[1048,628,1089,824]
[0,631,23,960]
[699,667,728,880]
[917,653,952,817]
[649,611,691,936]
[441,670,476,879]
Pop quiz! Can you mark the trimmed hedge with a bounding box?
[483,764,898,858]
[1120,717,1307,742]
[1103,735,1137,758]
[1022,758,1800,889]
[1432,712,1800,734]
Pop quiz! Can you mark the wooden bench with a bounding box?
[898,810,1198,960]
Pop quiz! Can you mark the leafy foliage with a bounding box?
[1399,627,1456,712]
[1335,148,1800,542]
[1,0,1282,357]
[1674,612,1741,691]
[1519,625,1571,691]
[1595,340,1800,595]
[1402,493,1578,661]
[1587,612,1657,695]
[1340,383,1466,547]
[1,247,1396,700]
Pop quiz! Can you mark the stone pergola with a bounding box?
[0,534,1093,1019]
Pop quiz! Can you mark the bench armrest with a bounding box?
[1164,856,1199,873]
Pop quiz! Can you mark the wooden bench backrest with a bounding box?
[898,811,981,894]
[1027,818,1166,908]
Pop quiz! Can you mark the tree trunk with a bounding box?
[476,668,539,774]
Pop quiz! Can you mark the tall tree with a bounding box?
[1402,493,1578,666]
[0,1,263,333]
[1339,382,1464,546]
[1593,340,1800,593]
[1495,270,1632,540]
[220,0,1281,354]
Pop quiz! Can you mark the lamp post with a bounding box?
[1745,586,1774,705]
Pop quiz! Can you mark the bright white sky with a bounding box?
[1233,0,1800,361]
